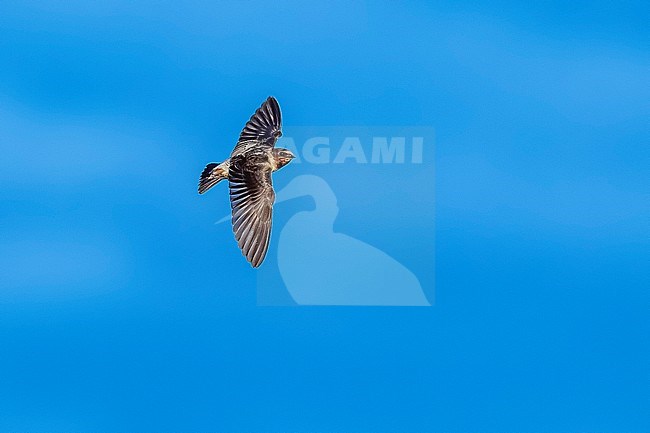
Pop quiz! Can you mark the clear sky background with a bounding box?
[0,1,648,432]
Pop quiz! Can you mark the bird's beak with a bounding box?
[215,214,230,224]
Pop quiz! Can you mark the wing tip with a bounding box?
[236,96,282,144]
[266,96,279,109]
[262,96,281,120]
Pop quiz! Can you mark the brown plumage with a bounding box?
[198,96,295,267]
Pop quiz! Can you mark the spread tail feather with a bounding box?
[198,161,229,194]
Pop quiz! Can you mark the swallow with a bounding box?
[198,96,295,267]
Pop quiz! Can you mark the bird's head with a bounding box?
[273,148,295,169]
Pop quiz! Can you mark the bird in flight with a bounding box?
[198,96,295,267]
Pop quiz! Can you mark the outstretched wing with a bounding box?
[228,151,275,268]
[231,97,282,156]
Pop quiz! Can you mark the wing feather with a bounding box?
[231,97,282,157]
[228,151,275,268]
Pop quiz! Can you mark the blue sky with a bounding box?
[0,1,648,432]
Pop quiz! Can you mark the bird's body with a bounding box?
[198,146,294,194]
[198,97,294,267]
